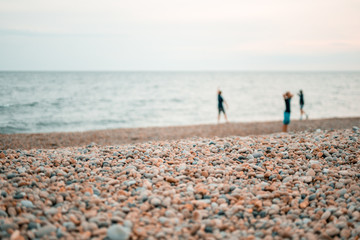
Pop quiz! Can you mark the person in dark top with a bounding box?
[298,90,308,120]
[217,90,228,123]
[282,91,293,132]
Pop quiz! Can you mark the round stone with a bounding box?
[107,224,130,240]
[20,200,34,208]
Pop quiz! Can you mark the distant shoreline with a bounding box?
[1,70,360,72]
[1,117,359,150]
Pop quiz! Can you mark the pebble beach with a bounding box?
[1,118,360,239]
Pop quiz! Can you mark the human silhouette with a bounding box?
[282,91,293,132]
[298,90,308,120]
[217,90,228,123]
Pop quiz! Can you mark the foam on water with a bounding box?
[1,71,359,133]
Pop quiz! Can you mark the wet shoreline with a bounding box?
[1,117,359,150]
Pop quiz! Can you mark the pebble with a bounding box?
[204,225,213,233]
[325,226,340,237]
[252,151,263,158]
[309,194,317,201]
[7,173,17,179]
[13,192,25,199]
[17,167,26,174]
[337,189,347,197]
[28,222,39,230]
[150,197,161,207]
[302,176,312,183]
[20,200,34,208]
[35,225,57,238]
[7,207,16,217]
[63,221,76,230]
[107,224,130,240]
[335,182,344,189]
[321,211,331,220]
[306,169,316,177]
[0,210,8,217]
[340,228,351,238]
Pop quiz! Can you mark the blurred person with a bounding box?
[217,90,228,123]
[282,91,293,132]
[298,90,308,120]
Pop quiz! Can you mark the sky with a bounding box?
[0,0,360,71]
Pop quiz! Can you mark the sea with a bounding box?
[1,71,359,134]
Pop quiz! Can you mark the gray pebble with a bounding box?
[20,200,34,208]
[247,154,254,160]
[13,192,25,199]
[6,173,16,179]
[252,151,263,158]
[63,221,76,230]
[150,197,161,207]
[107,224,130,240]
[335,182,344,189]
[17,167,26,174]
[35,225,57,238]
[337,189,347,197]
[309,194,317,201]
[28,222,39,230]
[0,210,8,217]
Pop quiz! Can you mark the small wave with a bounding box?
[31,119,128,133]
[96,119,126,125]
[170,98,183,103]
[0,101,40,109]
[138,98,155,103]
[36,121,60,127]
[34,119,126,128]
[0,126,29,134]
[23,101,40,107]
[99,98,112,103]
[51,102,61,107]
[0,104,10,110]
[36,120,83,127]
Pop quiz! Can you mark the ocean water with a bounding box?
[1,71,359,134]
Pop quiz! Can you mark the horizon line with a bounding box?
[1,70,360,73]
